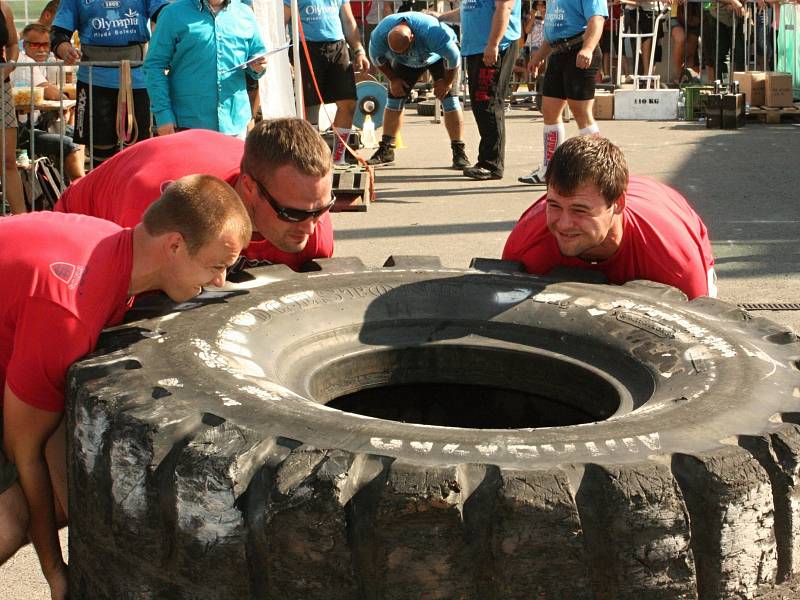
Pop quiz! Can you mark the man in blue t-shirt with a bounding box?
[435,0,521,181]
[366,12,469,170]
[518,0,607,185]
[50,0,168,165]
[284,0,370,164]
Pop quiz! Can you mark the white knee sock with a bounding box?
[579,123,601,136]
[332,127,351,164]
[542,123,565,168]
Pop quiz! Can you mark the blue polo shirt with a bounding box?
[543,0,608,43]
[53,0,167,88]
[460,0,522,57]
[369,13,460,69]
[286,0,347,42]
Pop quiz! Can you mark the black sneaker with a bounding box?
[518,165,547,185]
[451,142,470,169]
[366,142,395,167]
[463,165,502,180]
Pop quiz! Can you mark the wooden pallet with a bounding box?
[331,164,372,212]
[747,103,800,124]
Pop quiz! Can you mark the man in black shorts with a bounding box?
[519,0,607,185]
[365,12,469,169]
[50,0,167,166]
[284,0,370,164]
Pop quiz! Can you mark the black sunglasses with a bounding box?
[251,176,335,223]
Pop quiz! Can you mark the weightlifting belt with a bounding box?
[80,43,145,65]
[549,33,584,55]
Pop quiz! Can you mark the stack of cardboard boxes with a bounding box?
[733,71,794,108]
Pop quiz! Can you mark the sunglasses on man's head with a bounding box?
[25,41,50,48]
[251,176,335,223]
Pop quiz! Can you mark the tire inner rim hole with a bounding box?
[313,347,631,429]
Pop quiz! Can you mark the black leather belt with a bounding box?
[549,33,585,55]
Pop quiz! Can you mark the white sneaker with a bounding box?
[518,165,547,185]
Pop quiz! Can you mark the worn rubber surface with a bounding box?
[67,257,800,599]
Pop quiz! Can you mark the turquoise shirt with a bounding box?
[143,0,266,135]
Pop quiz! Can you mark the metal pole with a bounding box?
[290,0,304,116]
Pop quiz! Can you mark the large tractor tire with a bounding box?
[67,257,800,600]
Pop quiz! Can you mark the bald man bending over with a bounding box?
[367,12,469,169]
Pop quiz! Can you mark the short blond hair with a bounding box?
[241,118,331,180]
[142,174,251,254]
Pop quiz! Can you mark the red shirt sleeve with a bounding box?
[6,298,94,412]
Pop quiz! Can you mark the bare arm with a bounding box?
[575,15,604,69]
[340,3,370,71]
[483,0,515,66]
[3,386,67,600]
[2,2,18,77]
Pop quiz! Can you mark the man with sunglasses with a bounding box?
[11,23,85,181]
[54,118,334,271]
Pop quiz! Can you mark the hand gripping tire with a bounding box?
[67,257,800,600]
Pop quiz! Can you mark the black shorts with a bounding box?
[74,81,151,148]
[389,58,458,100]
[295,40,357,107]
[542,45,602,101]
[624,7,658,35]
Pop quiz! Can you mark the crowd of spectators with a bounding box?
[0,0,788,216]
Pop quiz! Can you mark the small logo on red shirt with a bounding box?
[50,262,85,289]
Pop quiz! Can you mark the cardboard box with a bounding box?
[593,93,614,120]
[765,72,794,107]
[613,89,679,120]
[733,71,766,106]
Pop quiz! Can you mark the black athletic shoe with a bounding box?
[451,142,470,169]
[463,165,502,180]
[366,142,395,167]
[518,165,547,184]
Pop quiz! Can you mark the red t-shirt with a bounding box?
[0,213,133,412]
[54,129,334,271]
[502,176,715,299]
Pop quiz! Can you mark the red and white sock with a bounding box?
[332,127,351,164]
[542,123,565,169]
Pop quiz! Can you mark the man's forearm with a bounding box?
[438,8,460,23]
[17,457,63,580]
[486,0,514,49]
[378,62,398,81]
[582,16,604,51]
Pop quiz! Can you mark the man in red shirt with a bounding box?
[0,175,251,600]
[503,136,716,299]
[54,118,335,272]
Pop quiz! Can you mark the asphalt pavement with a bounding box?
[2,108,799,598]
